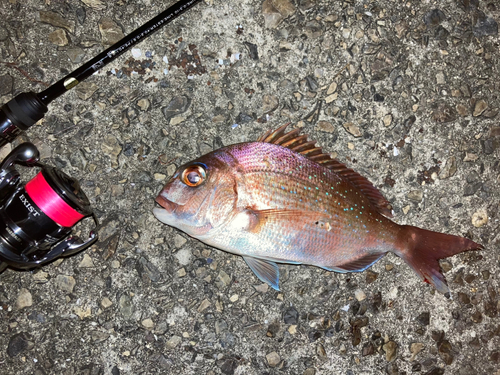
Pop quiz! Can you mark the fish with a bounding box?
[153,124,482,295]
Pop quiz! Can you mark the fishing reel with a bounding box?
[0,142,98,273]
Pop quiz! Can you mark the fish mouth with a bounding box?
[153,196,214,237]
[153,195,178,225]
[155,194,177,212]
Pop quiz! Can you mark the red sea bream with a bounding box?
[153,125,482,295]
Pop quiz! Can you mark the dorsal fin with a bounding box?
[258,124,393,217]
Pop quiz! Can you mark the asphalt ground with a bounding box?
[0,0,498,374]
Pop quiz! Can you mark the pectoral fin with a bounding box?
[243,256,280,291]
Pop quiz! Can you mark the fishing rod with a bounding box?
[0,0,202,147]
[0,0,203,273]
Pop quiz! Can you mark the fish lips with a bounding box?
[153,195,177,225]
[155,194,176,212]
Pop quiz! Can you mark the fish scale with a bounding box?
[153,124,482,295]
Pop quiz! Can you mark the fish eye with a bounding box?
[181,164,206,187]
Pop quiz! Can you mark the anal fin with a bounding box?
[243,256,280,291]
[331,252,385,273]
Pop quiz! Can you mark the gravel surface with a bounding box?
[0,0,499,374]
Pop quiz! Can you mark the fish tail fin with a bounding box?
[397,225,483,296]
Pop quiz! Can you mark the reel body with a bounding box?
[0,143,97,271]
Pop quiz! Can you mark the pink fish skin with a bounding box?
[153,125,482,295]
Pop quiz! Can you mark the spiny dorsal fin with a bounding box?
[258,124,393,217]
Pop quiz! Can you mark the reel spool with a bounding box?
[0,143,97,272]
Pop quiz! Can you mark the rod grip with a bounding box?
[0,92,48,147]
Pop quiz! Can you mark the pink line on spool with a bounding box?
[25,172,84,227]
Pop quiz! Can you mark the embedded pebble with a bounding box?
[166,335,182,349]
[154,173,166,181]
[438,340,454,365]
[455,104,467,117]
[343,122,362,137]
[177,268,187,277]
[416,312,430,326]
[473,16,498,37]
[325,93,338,103]
[327,82,337,95]
[354,289,366,301]
[473,100,488,117]
[197,299,211,312]
[255,283,269,293]
[383,341,398,362]
[262,0,295,29]
[111,185,124,197]
[262,94,279,113]
[365,270,378,284]
[119,294,134,318]
[55,275,76,294]
[439,156,457,179]
[440,261,453,273]
[67,47,85,63]
[410,342,425,361]
[16,288,32,310]
[436,72,446,85]
[81,0,106,9]
[74,306,92,319]
[137,98,150,111]
[76,82,99,101]
[266,351,281,367]
[32,271,49,284]
[216,270,231,287]
[142,318,154,329]
[39,10,75,32]
[407,190,423,202]
[99,17,124,46]
[101,135,122,169]
[162,96,191,120]
[48,29,68,46]
[471,208,488,228]
[383,114,393,127]
[423,9,445,27]
[7,333,33,357]
[170,116,186,126]
[78,254,94,268]
[316,121,335,133]
[174,234,188,248]
[101,297,113,309]
[284,306,299,324]
[131,48,141,58]
[362,342,375,356]
[432,103,457,123]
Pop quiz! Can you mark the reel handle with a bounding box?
[0,142,40,170]
[0,142,40,202]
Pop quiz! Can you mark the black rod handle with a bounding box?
[38,0,202,105]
